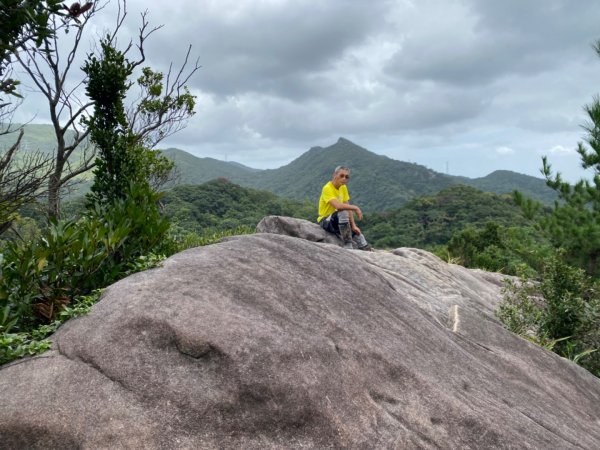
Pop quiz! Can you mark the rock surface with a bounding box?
[1,223,600,449]
[256,215,342,245]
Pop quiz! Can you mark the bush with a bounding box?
[447,222,551,276]
[0,290,101,365]
[0,183,170,331]
[0,201,255,365]
[166,223,254,254]
[497,251,600,377]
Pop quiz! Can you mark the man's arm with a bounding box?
[328,198,363,220]
[345,202,362,234]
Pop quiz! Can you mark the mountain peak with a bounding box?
[335,137,363,149]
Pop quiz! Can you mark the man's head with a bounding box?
[332,165,350,188]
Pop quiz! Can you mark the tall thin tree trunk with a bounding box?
[47,171,62,220]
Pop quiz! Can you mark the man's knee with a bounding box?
[337,210,349,223]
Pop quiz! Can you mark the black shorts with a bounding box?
[319,212,358,237]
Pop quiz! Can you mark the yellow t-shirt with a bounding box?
[318,181,350,222]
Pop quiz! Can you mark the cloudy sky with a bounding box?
[16,0,600,182]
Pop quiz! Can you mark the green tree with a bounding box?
[516,39,600,277]
[446,222,551,276]
[498,252,600,377]
[12,2,197,219]
[0,0,77,234]
[0,0,65,97]
[82,39,139,204]
[82,36,195,205]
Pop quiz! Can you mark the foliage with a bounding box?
[445,222,552,276]
[81,33,197,206]
[0,331,52,364]
[497,252,600,377]
[514,40,600,278]
[82,38,177,205]
[0,289,100,365]
[0,183,170,331]
[0,0,64,96]
[496,277,542,338]
[361,185,533,250]
[131,65,197,149]
[82,38,133,203]
[161,178,315,234]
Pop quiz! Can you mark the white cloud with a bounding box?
[496,146,515,155]
[545,145,576,155]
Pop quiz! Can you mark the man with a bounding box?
[317,165,372,250]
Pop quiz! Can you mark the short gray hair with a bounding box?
[334,165,350,174]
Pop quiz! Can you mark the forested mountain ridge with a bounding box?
[162,148,259,186]
[362,184,534,248]
[160,178,315,233]
[1,125,557,209]
[463,170,557,205]
[245,138,458,211]
[166,136,556,209]
[159,180,536,253]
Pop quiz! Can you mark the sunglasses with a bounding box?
[339,174,350,179]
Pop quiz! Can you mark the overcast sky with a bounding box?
[16,0,600,182]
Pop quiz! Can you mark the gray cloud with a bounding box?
[135,0,389,98]
[12,0,600,183]
[387,0,600,86]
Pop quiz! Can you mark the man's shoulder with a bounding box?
[321,181,334,192]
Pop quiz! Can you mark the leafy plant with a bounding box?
[0,183,170,330]
[444,222,551,276]
[0,289,102,365]
[496,251,600,377]
[362,185,534,250]
[0,332,52,365]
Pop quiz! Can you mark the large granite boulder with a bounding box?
[256,215,342,245]
[1,231,600,449]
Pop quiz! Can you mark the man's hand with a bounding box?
[352,224,362,235]
[353,206,363,220]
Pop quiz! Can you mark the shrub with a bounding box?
[0,183,170,331]
[497,251,600,377]
[0,290,101,365]
[447,222,551,276]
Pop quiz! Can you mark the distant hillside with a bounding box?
[162,138,557,210]
[362,184,534,249]
[461,170,556,205]
[162,148,257,186]
[0,123,79,154]
[161,178,314,233]
[2,125,558,209]
[245,138,458,211]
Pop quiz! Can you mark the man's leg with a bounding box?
[320,212,353,249]
[353,231,371,250]
[336,211,354,249]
